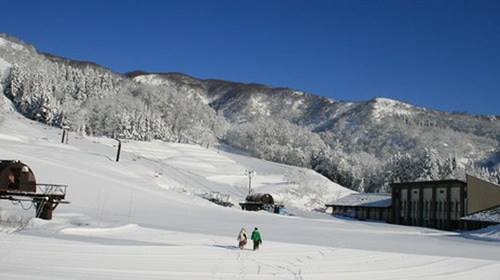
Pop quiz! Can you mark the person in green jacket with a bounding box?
[251,227,262,250]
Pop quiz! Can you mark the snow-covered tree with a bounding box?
[226,118,326,168]
[441,155,458,179]
[415,148,441,181]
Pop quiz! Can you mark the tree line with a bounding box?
[2,48,499,192]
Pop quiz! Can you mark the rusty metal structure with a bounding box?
[0,160,68,220]
[239,193,283,213]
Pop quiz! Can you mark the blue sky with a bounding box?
[1,0,499,115]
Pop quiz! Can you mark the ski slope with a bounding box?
[1,96,500,279]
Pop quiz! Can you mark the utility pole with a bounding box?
[245,169,255,195]
[115,139,122,162]
[61,126,69,144]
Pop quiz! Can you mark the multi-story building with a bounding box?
[391,174,500,230]
[326,175,500,231]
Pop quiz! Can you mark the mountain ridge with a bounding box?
[1,33,498,191]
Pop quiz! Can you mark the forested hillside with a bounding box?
[1,33,499,192]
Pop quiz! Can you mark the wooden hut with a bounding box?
[240,193,283,213]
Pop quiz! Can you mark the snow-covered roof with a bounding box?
[461,206,500,223]
[326,193,392,208]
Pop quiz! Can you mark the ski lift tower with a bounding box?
[245,169,255,195]
[0,160,69,220]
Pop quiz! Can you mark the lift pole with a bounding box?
[116,139,122,162]
[245,169,255,195]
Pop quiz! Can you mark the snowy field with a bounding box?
[1,96,500,279]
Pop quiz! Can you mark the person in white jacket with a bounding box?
[237,228,248,249]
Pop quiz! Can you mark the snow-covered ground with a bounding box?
[1,96,500,279]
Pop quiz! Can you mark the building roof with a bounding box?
[461,205,500,223]
[326,193,392,208]
[390,179,466,188]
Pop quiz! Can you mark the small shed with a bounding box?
[240,193,283,213]
[326,193,392,222]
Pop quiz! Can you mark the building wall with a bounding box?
[391,180,467,230]
[329,206,391,222]
[356,207,392,222]
[467,174,500,214]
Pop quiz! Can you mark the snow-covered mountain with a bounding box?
[2,84,500,279]
[1,33,499,193]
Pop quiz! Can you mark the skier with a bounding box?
[237,228,248,249]
[251,227,262,250]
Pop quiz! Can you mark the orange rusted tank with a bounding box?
[0,160,37,193]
